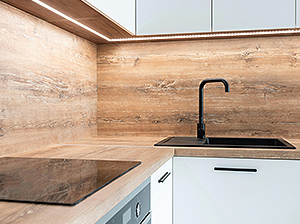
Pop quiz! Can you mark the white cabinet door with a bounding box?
[213,0,295,31]
[151,158,172,224]
[85,0,135,34]
[174,157,300,224]
[137,0,211,35]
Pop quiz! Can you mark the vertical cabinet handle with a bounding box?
[214,167,257,173]
[158,172,171,183]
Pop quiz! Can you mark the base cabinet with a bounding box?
[151,158,172,224]
[174,157,300,224]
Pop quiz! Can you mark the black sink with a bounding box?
[154,137,296,149]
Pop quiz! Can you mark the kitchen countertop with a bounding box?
[67,136,300,160]
[1,136,300,224]
[0,137,172,224]
[174,138,300,160]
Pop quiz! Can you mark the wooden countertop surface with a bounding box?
[68,136,300,160]
[1,136,300,224]
[0,137,172,224]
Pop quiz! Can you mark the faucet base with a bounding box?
[197,123,205,139]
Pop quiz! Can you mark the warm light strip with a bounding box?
[31,0,300,42]
[111,29,300,42]
[31,0,111,41]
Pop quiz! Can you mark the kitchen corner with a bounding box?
[2,0,300,223]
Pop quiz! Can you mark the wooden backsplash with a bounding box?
[97,36,300,138]
[0,2,97,156]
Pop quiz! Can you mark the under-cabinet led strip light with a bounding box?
[31,0,111,41]
[32,0,300,42]
[110,29,300,42]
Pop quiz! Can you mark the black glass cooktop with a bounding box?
[0,157,140,206]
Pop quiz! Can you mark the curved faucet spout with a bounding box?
[199,78,230,93]
[198,78,230,139]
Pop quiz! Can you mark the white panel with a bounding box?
[151,158,172,224]
[174,157,300,224]
[297,0,300,27]
[213,0,295,31]
[85,0,135,34]
[137,0,211,35]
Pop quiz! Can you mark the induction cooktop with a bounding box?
[0,157,141,205]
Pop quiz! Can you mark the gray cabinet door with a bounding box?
[213,0,295,32]
[86,0,135,34]
[297,0,300,27]
[137,0,211,35]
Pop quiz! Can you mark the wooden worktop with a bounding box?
[174,138,300,160]
[67,137,300,160]
[0,137,173,224]
[1,136,300,224]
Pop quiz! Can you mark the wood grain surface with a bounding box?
[1,0,133,43]
[0,2,97,156]
[97,37,300,138]
[173,139,300,160]
[66,136,300,160]
[0,140,173,224]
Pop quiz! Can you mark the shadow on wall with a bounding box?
[0,2,97,156]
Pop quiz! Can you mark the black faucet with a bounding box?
[197,78,230,139]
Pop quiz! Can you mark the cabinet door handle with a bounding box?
[140,212,151,224]
[158,172,171,183]
[214,167,257,173]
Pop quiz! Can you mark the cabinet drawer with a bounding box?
[174,157,300,224]
[151,158,172,224]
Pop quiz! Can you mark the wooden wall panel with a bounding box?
[97,36,300,138]
[0,2,97,156]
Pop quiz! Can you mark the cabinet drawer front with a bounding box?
[151,158,172,205]
[174,157,300,224]
[151,158,172,224]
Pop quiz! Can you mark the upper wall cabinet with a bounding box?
[297,0,300,27]
[136,0,211,35]
[85,0,135,34]
[213,0,295,32]
[4,0,297,42]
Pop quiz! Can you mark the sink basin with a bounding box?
[154,137,296,149]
